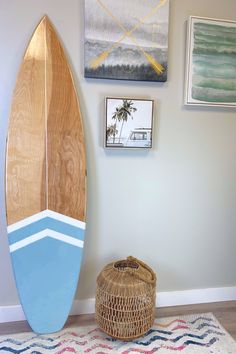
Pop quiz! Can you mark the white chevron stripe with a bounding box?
[7,209,86,233]
[9,229,84,253]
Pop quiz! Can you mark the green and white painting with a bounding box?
[185,16,236,107]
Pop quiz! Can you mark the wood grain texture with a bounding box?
[6,19,46,225]
[46,19,86,221]
[6,16,86,225]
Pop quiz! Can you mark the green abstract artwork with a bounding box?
[185,16,236,107]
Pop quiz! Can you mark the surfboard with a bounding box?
[5,16,86,334]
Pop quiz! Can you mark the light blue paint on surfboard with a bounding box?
[8,210,85,334]
[8,217,85,245]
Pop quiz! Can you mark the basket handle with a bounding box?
[126,256,156,285]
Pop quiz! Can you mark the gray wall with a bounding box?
[0,0,236,306]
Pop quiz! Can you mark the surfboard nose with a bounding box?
[41,15,51,24]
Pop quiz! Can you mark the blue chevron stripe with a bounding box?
[145,328,173,336]
[0,329,91,346]
[190,316,215,324]
[0,337,53,346]
[171,329,224,342]
[133,336,219,347]
[0,341,59,353]
[197,323,220,330]
[8,217,85,245]
[0,347,28,354]
[184,337,219,347]
[133,329,224,346]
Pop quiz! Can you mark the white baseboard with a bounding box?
[1,286,236,324]
[71,298,95,316]
[156,286,236,307]
[0,305,25,323]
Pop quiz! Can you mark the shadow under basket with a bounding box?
[95,256,157,341]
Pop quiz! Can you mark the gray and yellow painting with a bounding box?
[84,0,169,82]
[191,20,236,104]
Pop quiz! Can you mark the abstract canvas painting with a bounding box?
[185,16,236,107]
[105,97,154,149]
[84,0,169,82]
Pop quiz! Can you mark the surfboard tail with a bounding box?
[8,210,85,333]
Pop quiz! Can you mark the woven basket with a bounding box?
[95,256,157,340]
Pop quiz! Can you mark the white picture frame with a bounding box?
[185,16,236,108]
[105,97,154,149]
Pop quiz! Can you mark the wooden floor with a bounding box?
[0,301,235,340]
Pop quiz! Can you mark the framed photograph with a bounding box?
[84,0,169,82]
[185,16,236,107]
[105,97,154,149]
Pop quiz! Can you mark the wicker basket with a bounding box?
[95,256,157,340]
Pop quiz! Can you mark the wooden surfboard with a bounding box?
[5,16,86,334]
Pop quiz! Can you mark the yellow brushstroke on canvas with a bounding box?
[144,53,164,74]
[129,0,167,36]
[96,0,167,39]
[90,52,109,69]
[129,37,164,74]
[90,33,130,69]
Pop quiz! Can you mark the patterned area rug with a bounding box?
[0,313,236,353]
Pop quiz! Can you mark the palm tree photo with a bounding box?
[105,97,153,149]
[106,123,118,143]
[111,100,137,143]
